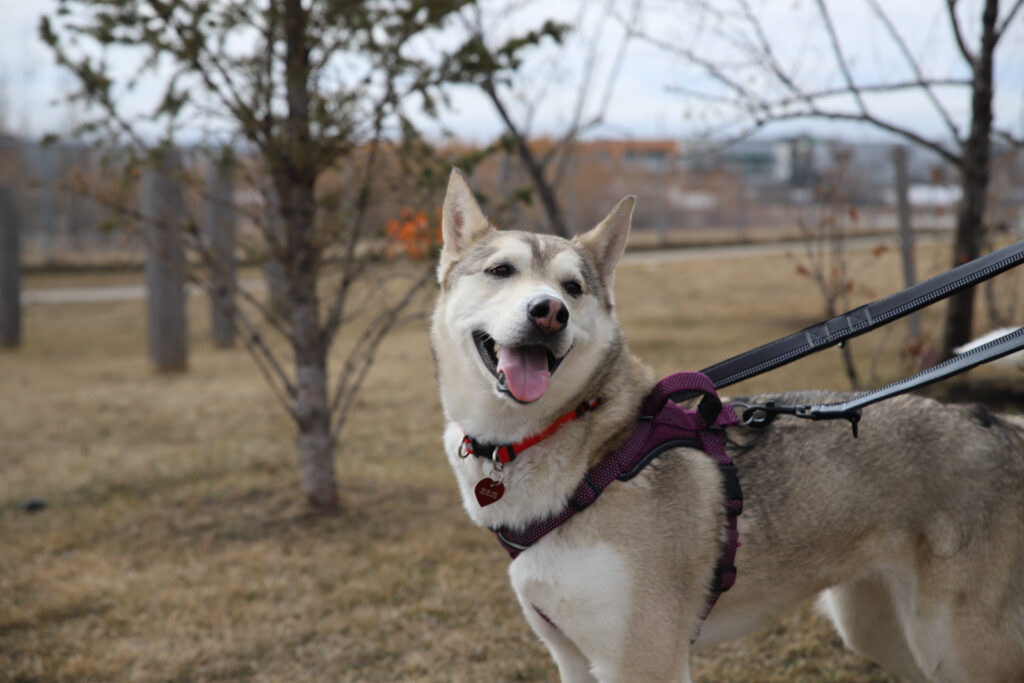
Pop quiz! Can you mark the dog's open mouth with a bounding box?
[473,331,567,403]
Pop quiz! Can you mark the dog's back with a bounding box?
[709,392,1024,681]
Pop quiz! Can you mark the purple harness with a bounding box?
[491,371,742,617]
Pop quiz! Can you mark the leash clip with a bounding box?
[733,400,861,437]
[795,404,862,438]
[734,400,796,427]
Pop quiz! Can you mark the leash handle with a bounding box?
[702,239,1024,389]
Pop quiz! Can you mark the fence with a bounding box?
[5,137,1017,268]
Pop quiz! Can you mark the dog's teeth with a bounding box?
[494,344,502,353]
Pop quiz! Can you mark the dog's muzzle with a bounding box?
[472,330,569,404]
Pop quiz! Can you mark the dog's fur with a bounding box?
[430,169,1024,682]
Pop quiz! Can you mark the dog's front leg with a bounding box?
[521,602,598,683]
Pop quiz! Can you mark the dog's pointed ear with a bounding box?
[576,195,634,283]
[440,168,492,267]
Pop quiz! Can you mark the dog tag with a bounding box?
[474,478,505,507]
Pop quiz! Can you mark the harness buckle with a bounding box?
[714,564,738,591]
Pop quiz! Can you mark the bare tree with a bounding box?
[635,0,1024,357]
[440,0,638,236]
[40,0,461,510]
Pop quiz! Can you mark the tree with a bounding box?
[635,0,1024,357]
[439,0,638,237]
[40,0,464,510]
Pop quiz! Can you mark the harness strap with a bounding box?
[491,372,741,617]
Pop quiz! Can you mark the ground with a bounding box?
[1,242,1020,681]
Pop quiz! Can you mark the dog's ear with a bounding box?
[577,195,634,283]
[440,168,492,267]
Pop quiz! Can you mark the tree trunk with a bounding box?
[0,185,21,348]
[204,156,236,348]
[141,149,188,372]
[281,0,338,510]
[942,0,998,358]
[290,264,338,510]
[263,182,289,318]
[518,141,569,237]
[891,146,921,340]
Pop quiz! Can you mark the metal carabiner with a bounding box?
[731,400,798,427]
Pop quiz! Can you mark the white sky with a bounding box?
[1,0,1022,146]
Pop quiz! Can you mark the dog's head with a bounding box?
[431,169,634,433]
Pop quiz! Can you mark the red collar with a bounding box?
[461,398,601,465]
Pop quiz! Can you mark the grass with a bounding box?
[2,241,1020,681]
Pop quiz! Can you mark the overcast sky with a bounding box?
[2,0,1022,146]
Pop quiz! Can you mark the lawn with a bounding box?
[1,241,1019,681]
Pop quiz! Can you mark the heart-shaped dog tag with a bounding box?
[474,478,505,507]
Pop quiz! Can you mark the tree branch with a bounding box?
[186,268,299,410]
[328,266,432,441]
[814,0,867,115]
[997,0,1024,38]
[736,0,811,105]
[550,0,639,192]
[865,0,963,144]
[947,0,977,66]
[666,78,971,110]
[755,107,961,166]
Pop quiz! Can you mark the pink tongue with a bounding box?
[496,346,551,403]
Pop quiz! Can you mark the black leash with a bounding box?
[734,325,1024,436]
[680,239,1024,435]
[700,239,1024,389]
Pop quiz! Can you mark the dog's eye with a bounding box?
[485,263,515,278]
[563,280,583,297]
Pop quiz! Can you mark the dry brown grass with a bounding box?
[2,242,1019,682]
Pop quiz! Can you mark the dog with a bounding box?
[430,168,1024,682]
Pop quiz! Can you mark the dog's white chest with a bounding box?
[509,541,632,663]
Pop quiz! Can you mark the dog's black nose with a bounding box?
[528,296,568,333]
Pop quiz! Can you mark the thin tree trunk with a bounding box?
[892,146,921,340]
[942,0,998,358]
[0,185,21,348]
[204,155,236,348]
[263,182,289,318]
[282,0,338,510]
[290,264,338,510]
[481,79,569,237]
[825,299,861,390]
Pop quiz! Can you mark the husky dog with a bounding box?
[430,169,1024,682]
